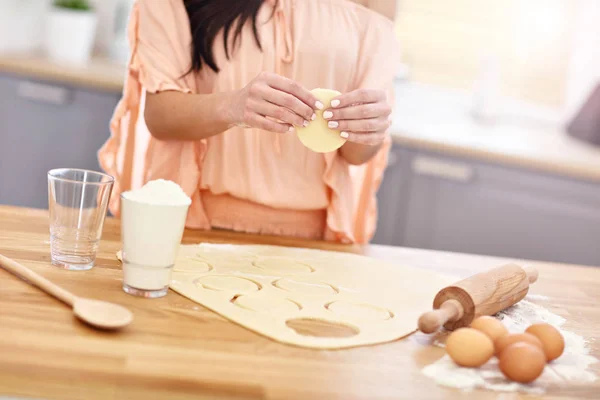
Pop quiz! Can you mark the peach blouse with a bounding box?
[98,0,401,243]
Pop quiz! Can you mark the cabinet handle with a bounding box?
[411,155,474,182]
[17,81,70,106]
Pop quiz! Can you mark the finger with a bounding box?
[327,117,390,133]
[265,74,322,111]
[249,99,308,127]
[330,89,385,108]
[341,131,387,146]
[323,103,391,121]
[258,85,315,121]
[247,112,292,134]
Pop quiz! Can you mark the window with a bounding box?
[395,0,575,108]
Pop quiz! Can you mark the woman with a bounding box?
[99,0,401,244]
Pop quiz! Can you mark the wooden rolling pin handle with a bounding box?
[0,254,77,306]
[523,266,538,284]
[418,299,464,334]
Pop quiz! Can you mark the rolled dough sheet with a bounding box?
[117,244,455,349]
[296,88,347,153]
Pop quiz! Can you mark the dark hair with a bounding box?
[184,0,276,73]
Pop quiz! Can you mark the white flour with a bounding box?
[122,179,191,206]
[421,296,598,394]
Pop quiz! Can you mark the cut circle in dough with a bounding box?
[195,276,261,293]
[252,257,314,275]
[194,253,255,269]
[173,257,213,273]
[273,278,338,295]
[233,295,302,314]
[326,300,393,321]
[296,88,347,153]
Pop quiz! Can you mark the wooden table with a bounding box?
[0,206,598,400]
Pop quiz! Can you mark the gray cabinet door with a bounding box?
[401,150,600,266]
[372,144,412,246]
[0,74,119,209]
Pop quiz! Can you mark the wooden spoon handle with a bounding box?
[418,299,464,334]
[0,254,77,306]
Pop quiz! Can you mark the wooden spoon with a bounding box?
[0,254,133,330]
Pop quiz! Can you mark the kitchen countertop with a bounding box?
[2,52,600,183]
[391,82,600,183]
[0,52,125,93]
[1,205,599,400]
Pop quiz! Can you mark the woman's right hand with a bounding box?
[231,72,323,133]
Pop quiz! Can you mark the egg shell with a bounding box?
[446,327,495,368]
[495,332,543,356]
[526,323,565,362]
[470,316,509,343]
[499,342,546,383]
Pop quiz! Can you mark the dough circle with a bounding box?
[253,256,314,275]
[326,301,393,321]
[296,88,347,153]
[174,258,213,273]
[274,278,337,295]
[195,276,261,293]
[233,295,301,314]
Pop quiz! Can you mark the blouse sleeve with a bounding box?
[324,12,402,244]
[135,0,200,94]
[98,0,210,228]
[352,12,402,91]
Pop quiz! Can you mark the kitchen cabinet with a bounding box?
[0,73,119,209]
[372,145,413,245]
[374,143,600,266]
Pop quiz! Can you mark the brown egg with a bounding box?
[499,342,546,383]
[495,333,543,356]
[446,328,495,368]
[526,323,565,362]
[470,316,509,343]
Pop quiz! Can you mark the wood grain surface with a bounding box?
[0,206,599,400]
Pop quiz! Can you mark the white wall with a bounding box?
[90,0,120,52]
[564,0,600,122]
[0,0,120,54]
[0,0,50,52]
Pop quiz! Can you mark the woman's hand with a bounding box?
[231,72,323,133]
[322,89,392,146]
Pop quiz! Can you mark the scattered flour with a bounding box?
[422,296,598,394]
[523,293,550,301]
[122,179,191,206]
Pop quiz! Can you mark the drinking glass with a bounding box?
[48,169,114,271]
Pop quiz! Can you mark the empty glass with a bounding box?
[48,169,114,271]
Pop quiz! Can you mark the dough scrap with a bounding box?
[116,243,455,349]
[296,88,347,153]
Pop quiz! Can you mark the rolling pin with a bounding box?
[418,264,538,334]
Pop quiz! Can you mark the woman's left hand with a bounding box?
[322,89,392,146]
